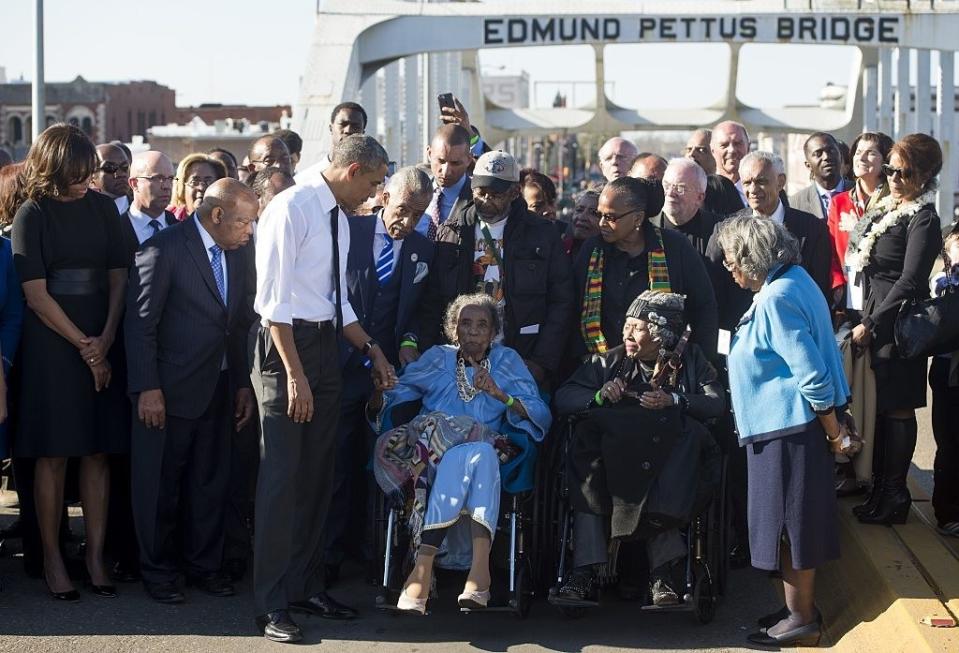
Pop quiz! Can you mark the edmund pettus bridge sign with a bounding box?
[296,1,959,220]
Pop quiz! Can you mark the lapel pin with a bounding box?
[411,253,418,263]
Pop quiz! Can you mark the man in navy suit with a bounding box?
[125,179,258,604]
[323,166,434,580]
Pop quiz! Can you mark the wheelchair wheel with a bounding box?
[510,560,533,619]
[692,560,716,624]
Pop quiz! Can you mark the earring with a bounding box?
[52,187,60,197]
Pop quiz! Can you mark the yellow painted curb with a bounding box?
[799,497,959,652]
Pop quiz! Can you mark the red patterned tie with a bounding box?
[426,187,442,241]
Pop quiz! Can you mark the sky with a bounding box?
[0,0,861,112]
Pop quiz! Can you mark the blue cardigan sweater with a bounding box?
[728,263,850,445]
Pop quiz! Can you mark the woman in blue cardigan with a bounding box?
[716,215,851,648]
[0,230,25,457]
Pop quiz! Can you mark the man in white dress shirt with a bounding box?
[252,134,394,643]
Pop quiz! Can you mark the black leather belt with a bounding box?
[291,319,333,331]
[46,268,104,296]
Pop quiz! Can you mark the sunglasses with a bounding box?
[881,163,911,180]
[99,162,130,175]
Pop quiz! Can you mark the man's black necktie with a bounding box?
[330,206,343,336]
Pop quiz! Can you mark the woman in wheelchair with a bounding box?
[368,293,551,615]
[553,291,724,607]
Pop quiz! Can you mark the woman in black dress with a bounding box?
[849,133,944,525]
[11,124,129,600]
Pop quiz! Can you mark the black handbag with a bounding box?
[894,287,959,359]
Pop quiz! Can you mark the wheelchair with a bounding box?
[371,413,542,619]
[540,414,729,623]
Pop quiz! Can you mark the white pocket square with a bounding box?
[413,261,429,284]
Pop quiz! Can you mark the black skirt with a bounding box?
[873,356,928,411]
[746,420,840,571]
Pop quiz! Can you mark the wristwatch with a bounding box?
[362,339,380,356]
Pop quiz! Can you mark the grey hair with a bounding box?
[442,293,502,344]
[715,215,801,281]
[385,165,432,202]
[665,157,707,192]
[739,150,785,178]
[330,134,389,172]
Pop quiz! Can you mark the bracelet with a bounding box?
[505,395,515,407]
[826,431,842,443]
[400,340,418,349]
[594,390,605,406]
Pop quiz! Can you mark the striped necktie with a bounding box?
[376,233,394,285]
[426,187,442,242]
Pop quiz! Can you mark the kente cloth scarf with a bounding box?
[581,226,672,354]
[372,412,511,548]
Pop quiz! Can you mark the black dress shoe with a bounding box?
[87,582,118,598]
[48,587,80,602]
[223,558,247,583]
[187,573,235,597]
[255,610,302,643]
[290,592,358,620]
[144,581,185,604]
[747,620,822,647]
[111,561,141,583]
[756,605,790,629]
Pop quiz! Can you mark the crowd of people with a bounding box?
[0,95,956,649]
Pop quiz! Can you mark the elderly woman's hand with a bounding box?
[468,357,508,402]
[640,387,674,411]
[600,378,627,404]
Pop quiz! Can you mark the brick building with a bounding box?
[0,76,176,158]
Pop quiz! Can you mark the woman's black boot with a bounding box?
[853,418,885,519]
[859,416,916,526]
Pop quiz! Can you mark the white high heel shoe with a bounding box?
[397,588,428,615]
[457,588,491,609]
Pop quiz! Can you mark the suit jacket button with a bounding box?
[641,461,651,471]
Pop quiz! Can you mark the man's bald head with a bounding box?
[247,136,293,176]
[130,151,175,216]
[629,153,668,182]
[598,137,639,181]
[684,128,715,175]
[711,121,750,182]
[92,144,129,198]
[196,178,257,250]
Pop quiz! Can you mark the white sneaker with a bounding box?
[397,588,428,615]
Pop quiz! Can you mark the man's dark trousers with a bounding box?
[131,372,231,584]
[252,321,341,615]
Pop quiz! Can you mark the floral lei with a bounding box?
[848,186,937,272]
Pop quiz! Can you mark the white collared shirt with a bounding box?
[194,214,228,300]
[373,210,403,267]
[293,154,331,187]
[754,199,786,225]
[254,179,358,327]
[128,203,170,245]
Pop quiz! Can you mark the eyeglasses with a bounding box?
[185,176,216,189]
[684,146,709,155]
[134,175,177,185]
[98,162,129,176]
[598,208,642,224]
[881,164,910,180]
[662,182,689,196]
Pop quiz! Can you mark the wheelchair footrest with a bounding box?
[640,602,694,613]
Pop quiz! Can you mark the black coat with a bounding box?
[649,208,721,260]
[861,204,943,358]
[705,207,834,330]
[419,199,574,376]
[124,219,255,419]
[704,174,745,217]
[573,221,719,360]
